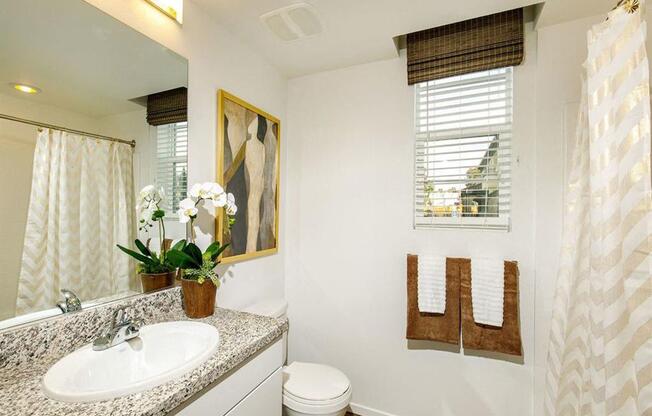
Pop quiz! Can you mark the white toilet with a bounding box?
[242,299,352,416]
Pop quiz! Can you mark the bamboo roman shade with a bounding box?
[147,87,187,126]
[406,8,524,85]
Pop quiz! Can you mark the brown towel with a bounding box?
[406,255,460,344]
[460,259,522,356]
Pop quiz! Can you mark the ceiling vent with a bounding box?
[260,3,323,42]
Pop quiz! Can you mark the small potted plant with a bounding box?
[167,182,237,318]
[117,185,176,293]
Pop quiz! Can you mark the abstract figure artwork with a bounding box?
[216,90,280,263]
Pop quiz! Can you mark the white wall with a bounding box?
[84,0,288,309]
[0,130,31,320]
[285,25,538,416]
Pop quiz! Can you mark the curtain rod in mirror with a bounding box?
[0,113,136,148]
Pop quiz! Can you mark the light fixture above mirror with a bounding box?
[145,0,183,24]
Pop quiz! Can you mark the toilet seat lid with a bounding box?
[283,362,351,401]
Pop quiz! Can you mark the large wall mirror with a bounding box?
[0,0,188,329]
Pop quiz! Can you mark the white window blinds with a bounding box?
[414,67,513,231]
[156,121,188,214]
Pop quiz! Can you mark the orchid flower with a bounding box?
[189,182,227,207]
[177,197,198,224]
[167,183,238,283]
[179,183,238,243]
[120,184,171,271]
[136,185,165,231]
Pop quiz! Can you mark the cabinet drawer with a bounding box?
[226,367,282,416]
[172,338,283,416]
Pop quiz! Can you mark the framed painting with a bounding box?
[216,90,280,263]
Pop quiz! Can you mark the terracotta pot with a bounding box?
[140,271,176,293]
[181,279,217,318]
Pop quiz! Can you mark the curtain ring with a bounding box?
[616,0,640,13]
[625,0,640,13]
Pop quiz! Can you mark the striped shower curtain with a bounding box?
[544,3,652,415]
[16,129,136,314]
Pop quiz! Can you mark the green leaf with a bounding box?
[134,239,151,257]
[210,243,230,261]
[116,244,155,266]
[205,241,221,258]
[185,243,204,266]
[171,239,187,251]
[152,209,165,220]
[167,249,200,268]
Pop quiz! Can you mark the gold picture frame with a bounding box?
[216,90,280,264]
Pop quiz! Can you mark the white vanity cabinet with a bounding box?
[225,368,282,416]
[172,338,284,416]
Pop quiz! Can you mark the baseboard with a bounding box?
[350,402,400,416]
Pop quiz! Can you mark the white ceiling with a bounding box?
[0,0,618,112]
[0,0,187,118]
[192,0,619,78]
[192,0,543,78]
[536,0,615,27]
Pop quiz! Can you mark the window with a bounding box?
[414,68,512,231]
[156,121,188,214]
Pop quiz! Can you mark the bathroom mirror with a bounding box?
[0,0,188,329]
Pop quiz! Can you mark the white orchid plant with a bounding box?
[166,182,237,286]
[177,182,237,229]
[117,185,175,274]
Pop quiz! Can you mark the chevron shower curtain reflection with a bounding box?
[15,129,136,314]
[544,2,652,415]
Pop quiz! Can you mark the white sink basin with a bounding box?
[42,321,220,402]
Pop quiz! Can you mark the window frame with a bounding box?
[413,68,513,231]
[154,121,188,217]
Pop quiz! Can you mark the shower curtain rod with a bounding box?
[0,113,136,147]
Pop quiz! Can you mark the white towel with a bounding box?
[417,255,446,314]
[471,258,505,327]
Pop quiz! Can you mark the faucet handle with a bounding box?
[129,318,145,334]
[112,308,127,327]
[94,308,143,351]
[57,289,82,313]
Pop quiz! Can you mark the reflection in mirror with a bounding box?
[0,0,188,329]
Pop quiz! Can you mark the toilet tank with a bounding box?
[242,299,289,363]
[242,298,288,320]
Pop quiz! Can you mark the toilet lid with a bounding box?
[283,362,351,401]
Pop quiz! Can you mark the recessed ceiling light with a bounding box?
[145,0,183,24]
[12,83,41,94]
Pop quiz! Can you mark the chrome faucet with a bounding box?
[93,308,143,351]
[56,289,82,313]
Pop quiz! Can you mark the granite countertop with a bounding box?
[0,305,287,416]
